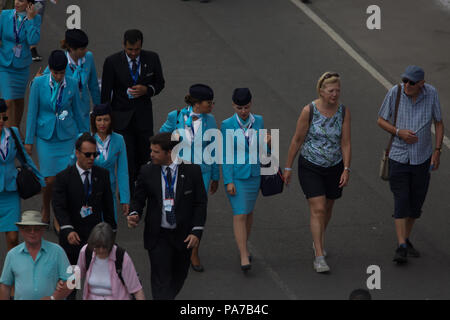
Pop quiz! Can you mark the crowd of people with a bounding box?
[0,0,445,300]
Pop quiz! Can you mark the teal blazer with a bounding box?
[221,114,264,185]
[160,106,220,181]
[25,74,88,145]
[0,127,45,192]
[43,51,101,119]
[0,10,41,69]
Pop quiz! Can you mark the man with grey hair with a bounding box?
[377,65,444,264]
[0,211,72,300]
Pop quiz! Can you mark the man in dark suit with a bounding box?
[101,29,165,196]
[53,133,117,272]
[127,132,207,300]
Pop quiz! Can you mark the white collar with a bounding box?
[126,54,140,64]
[76,162,91,177]
[161,162,178,173]
[49,75,67,89]
[66,51,85,67]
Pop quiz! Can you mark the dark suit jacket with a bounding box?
[101,50,165,133]
[52,165,117,241]
[130,163,207,251]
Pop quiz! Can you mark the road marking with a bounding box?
[290,0,450,150]
[248,242,299,300]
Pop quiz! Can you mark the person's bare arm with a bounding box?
[0,284,11,300]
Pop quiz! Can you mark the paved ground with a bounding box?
[1,0,449,300]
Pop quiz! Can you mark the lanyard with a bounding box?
[235,114,254,145]
[128,60,140,85]
[96,135,111,161]
[51,84,65,114]
[83,173,93,205]
[69,62,83,91]
[161,167,177,198]
[13,11,27,44]
[0,130,8,161]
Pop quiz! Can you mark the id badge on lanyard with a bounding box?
[80,180,93,218]
[162,168,177,211]
[13,13,27,58]
[127,61,140,99]
[54,86,67,120]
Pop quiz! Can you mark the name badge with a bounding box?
[127,88,136,99]
[80,206,93,218]
[163,199,174,211]
[13,44,22,58]
[58,110,68,121]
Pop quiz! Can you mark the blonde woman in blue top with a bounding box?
[0,99,45,251]
[0,0,41,128]
[40,29,100,129]
[25,50,87,231]
[284,72,351,273]
[160,84,219,272]
[90,103,129,222]
[221,88,265,272]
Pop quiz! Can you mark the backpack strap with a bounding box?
[115,246,126,287]
[85,246,93,271]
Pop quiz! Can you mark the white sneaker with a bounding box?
[313,256,330,273]
[312,242,327,257]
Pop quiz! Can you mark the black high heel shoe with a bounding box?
[241,264,252,273]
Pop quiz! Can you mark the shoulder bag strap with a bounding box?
[9,128,28,168]
[385,84,402,155]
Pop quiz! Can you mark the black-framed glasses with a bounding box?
[402,78,418,86]
[80,151,100,158]
[319,72,340,88]
[0,116,8,122]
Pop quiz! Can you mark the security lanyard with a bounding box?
[161,167,177,198]
[51,84,65,114]
[129,60,140,85]
[13,11,27,44]
[235,114,254,146]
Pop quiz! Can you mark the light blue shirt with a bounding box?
[378,83,442,165]
[0,240,71,300]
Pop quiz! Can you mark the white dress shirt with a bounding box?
[76,162,92,184]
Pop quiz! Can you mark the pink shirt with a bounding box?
[77,244,142,300]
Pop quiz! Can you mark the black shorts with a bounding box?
[298,156,344,200]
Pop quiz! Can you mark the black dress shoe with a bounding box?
[191,263,204,272]
[249,255,253,263]
[393,246,408,264]
[241,264,251,273]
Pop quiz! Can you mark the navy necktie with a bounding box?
[165,167,176,225]
[131,59,138,74]
[83,171,90,205]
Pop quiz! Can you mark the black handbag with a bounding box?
[260,165,284,197]
[9,129,42,199]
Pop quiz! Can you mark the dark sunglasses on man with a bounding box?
[402,78,419,86]
[80,151,100,158]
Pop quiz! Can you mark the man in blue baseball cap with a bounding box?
[377,65,444,265]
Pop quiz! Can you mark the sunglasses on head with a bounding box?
[319,72,340,88]
[80,151,100,158]
[402,78,419,86]
[0,116,8,122]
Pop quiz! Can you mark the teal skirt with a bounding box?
[226,176,261,215]
[0,65,29,100]
[36,135,76,177]
[0,191,21,232]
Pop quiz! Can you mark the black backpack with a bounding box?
[85,245,126,287]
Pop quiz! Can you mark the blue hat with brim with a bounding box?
[401,65,424,83]
[92,103,112,116]
[48,50,68,71]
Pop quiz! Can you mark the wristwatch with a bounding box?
[344,167,351,172]
[435,147,442,153]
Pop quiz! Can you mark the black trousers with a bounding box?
[147,228,192,300]
[116,113,152,197]
[389,158,431,219]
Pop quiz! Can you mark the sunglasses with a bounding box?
[319,73,340,88]
[80,151,100,158]
[0,116,8,122]
[402,78,418,86]
[20,226,46,232]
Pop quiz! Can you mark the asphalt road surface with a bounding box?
[1,0,450,300]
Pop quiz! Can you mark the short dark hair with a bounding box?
[75,132,97,151]
[150,132,179,152]
[349,289,372,300]
[90,113,113,135]
[124,29,143,46]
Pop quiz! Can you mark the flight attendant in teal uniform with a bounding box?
[0,99,45,251]
[90,103,130,222]
[25,50,87,232]
[221,88,266,273]
[40,29,100,129]
[0,0,41,128]
[160,84,220,272]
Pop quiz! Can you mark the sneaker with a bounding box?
[406,239,420,258]
[313,256,330,273]
[31,48,42,62]
[312,242,327,257]
[393,246,408,264]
